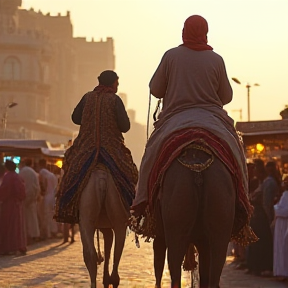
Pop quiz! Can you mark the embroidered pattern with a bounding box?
[54,86,138,223]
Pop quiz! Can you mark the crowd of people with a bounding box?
[0,158,75,256]
[231,159,288,281]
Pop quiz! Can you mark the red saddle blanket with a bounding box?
[146,127,257,246]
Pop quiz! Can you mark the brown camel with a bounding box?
[153,146,236,288]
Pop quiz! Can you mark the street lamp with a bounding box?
[232,77,260,122]
[2,101,18,138]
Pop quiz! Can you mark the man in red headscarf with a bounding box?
[133,15,234,207]
[132,15,254,245]
[149,14,231,127]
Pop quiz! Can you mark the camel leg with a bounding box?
[79,171,106,288]
[79,220,97,288]
[153,236,166,288]
[195,238,210,288]
[100,228,114,288]
[203,158,235,288]
[161,160,199,288]
[109,224,126,288]
[104,171,129,288]
[166,232,189,288]
[153,201,166,288]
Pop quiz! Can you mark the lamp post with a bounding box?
[2,101,18,138]
[232,77,260,122]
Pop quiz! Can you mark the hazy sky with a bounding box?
[21,0,288,125]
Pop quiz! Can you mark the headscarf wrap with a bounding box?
[181,15,213,51]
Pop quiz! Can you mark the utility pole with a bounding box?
[2,102,18,138]
[232,77,259,122]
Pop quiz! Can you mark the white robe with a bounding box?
[273,190,288,277]
[38,168,58,238]
[19,166,41,238]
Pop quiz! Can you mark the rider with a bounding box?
[54,70,138,224]
[131,15,255,244]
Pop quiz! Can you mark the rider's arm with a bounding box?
[71,94,87,125]
[217,58,233,105]
[149,54,168,99]
[115,96,130,133]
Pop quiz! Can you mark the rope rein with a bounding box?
[146,91,161,141]
[146,92,152,141]
[153,99,162,122]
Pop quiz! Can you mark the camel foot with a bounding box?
[110,271,120,287]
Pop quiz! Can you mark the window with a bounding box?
[3,57,21,80]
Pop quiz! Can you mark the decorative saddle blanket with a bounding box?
[143,127,258,246]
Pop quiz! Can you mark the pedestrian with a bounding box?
[273,176,288,280]
[262,161,281,226]
[246,159,273,276]
[281,163,288,181]
[233,162,258,270]
[38,159,58,240]
[0,164,5,220]
[19,158,41,244]
[0,163,5,185]
[0,160,26,255]
[60,139,76,244]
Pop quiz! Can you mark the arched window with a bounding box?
[2,56,21,80]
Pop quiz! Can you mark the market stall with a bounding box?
[235,119,288,164]
[0,139,65,172]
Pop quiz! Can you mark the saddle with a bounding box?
[178,143,214,172]
[177,143,214,186]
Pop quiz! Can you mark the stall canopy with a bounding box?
[0,139,65,159]
[236,119,288,161]
[236,119,288,146]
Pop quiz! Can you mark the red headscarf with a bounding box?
[181,15,213,51]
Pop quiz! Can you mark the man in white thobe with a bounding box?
[38,159,58,239]
[19,158,41,243]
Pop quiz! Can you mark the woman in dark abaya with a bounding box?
[246,159,273,275]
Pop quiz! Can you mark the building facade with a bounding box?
[0,0,115,143]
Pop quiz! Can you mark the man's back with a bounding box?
[39,168,57,197]
[54,71,138,223]
[19,166,40,203]
[149,46,232,123]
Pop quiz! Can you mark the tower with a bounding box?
[0,0,22,34]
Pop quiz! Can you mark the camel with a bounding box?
[153,145,236,288]
[79,169,130,288]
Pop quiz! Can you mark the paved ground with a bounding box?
[0,231,288,288]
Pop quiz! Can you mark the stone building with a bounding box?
[0,0,115,143]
